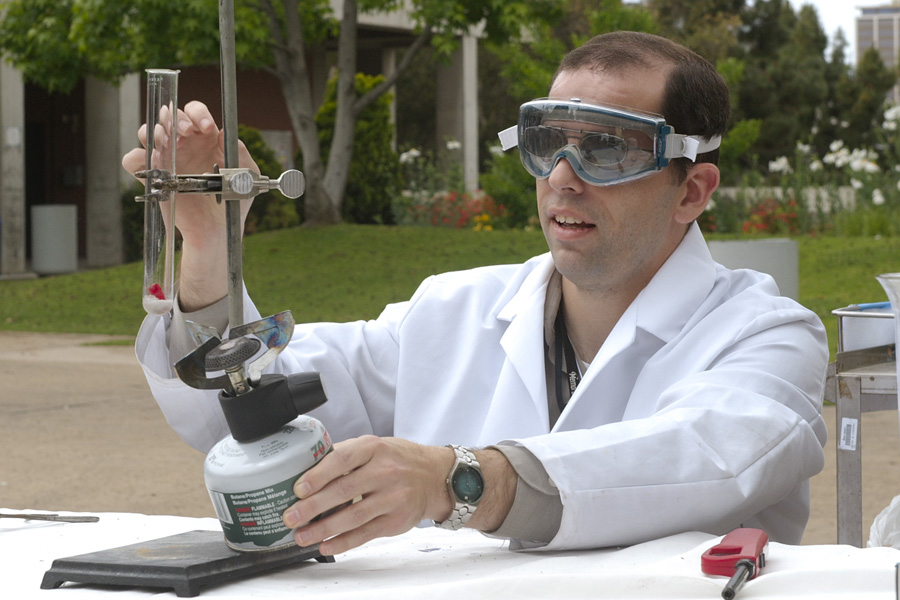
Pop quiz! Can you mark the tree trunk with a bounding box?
[320,0,359,224]
[303,176,342,224]
[264,0,340,225]
[262,0,431,226]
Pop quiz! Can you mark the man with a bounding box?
[126,31,828,556]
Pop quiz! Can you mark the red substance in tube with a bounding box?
[148,283,166,300]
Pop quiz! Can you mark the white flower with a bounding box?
[796,143,811,155]
[706,199,716,211]
[873,189,886,205]
[810,160,823,171]
[768,156,793,174]
[829,140,845,153]
[885,120,898,131]
[446,140,462,151]
[885,104,900,121]
[834,152,851,168]
[488,145,504,156]
[851,178,863,190]
[399,148,421,164]
[841,121,850,128]
[850,158,878,173]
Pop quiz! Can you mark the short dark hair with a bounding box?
[552,31,730,182]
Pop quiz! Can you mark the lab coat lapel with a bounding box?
[552,306,639,430]
[479,256,555,441]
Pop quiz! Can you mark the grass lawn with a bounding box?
[2,224,899,360]
[0,225,547,334]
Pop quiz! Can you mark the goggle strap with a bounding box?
[663,134,722,161]
[498,125,518,151]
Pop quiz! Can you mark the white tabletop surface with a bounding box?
[4,509,900,599]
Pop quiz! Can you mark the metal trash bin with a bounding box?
[31,204,77,274]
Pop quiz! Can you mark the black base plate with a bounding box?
[40,529,334,597]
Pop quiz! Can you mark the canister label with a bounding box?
[208,475,299,549]
[204,418,333,551]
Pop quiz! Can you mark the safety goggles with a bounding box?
[498,98,721,186]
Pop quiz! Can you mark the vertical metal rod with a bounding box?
[219,0,244,329]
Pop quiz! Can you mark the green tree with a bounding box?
[835,47,896,152]
[0,0,555,225]
[738,0,796,61]
[806,29,856,158]
[649,0,744,65]
[735,1,828,167]
[715,56,761,183]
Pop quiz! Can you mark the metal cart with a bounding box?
[825,304,896,547]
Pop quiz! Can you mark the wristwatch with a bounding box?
[434,445,484,530]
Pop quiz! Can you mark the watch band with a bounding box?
[434,445,483,530]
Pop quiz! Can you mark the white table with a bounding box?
[5,509,900,599]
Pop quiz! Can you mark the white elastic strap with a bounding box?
[498,126,518,151]
[665,134,722,161]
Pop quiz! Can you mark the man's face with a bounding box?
[537,67,693,297]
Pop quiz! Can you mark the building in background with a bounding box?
[857,1,900,102]
[0,5,479,278]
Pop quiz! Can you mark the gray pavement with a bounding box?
[0,331,213,519]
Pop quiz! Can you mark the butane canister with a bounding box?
[204,415,332,551]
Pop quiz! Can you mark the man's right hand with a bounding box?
[122,101,260,312]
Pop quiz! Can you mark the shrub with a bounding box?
[239,125,300,233]
[121,182,146,263]
[397,189,506,228]
[479,148,538,229]
[310,73,402,224]
[741,198,801,235]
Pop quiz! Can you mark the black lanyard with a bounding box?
[554,308,581,412]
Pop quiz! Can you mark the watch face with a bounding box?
[451,465,484,503]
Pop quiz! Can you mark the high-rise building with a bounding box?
[857,1,900,68]
[857,1,900,101]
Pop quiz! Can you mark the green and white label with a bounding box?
[209,475,298,549]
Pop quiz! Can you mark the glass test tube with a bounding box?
[142,69,179,315]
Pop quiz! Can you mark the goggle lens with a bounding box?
[522,126,630,167]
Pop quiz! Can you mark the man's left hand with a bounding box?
[282,436,454,556]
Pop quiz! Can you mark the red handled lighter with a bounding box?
[701,528,768,600]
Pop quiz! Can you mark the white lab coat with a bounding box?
[136,224,828,551]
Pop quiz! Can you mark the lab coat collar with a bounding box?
[631,222,717,343]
